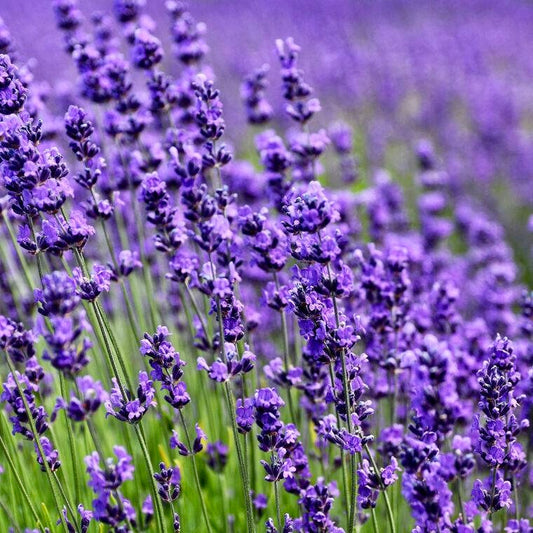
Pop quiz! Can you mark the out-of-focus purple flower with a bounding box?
[132,28,164,70]
[64,375,106,421]
[35,271,79,317]
[241,64,273,125]
[205,441,229,472]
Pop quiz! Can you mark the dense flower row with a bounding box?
[0,1,530,533]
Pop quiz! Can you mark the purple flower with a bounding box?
[282,181,336,235]
[105,371,156,424]
[34,436,61,472]
[154,462,181,503]
[85,446,135,528]
[0,55,26,115]
[472,472,512,513]
[205,441,229,472]
[35,271,79,317]
[73,264,112,301]
[170,423,206,456]
[241,64,273,125]
[236,397,254,434]
[132,28,164,70]
[86,446,134,492]
[116,249,142,277]
[141,326,191,409]
[197,344,255,383]
[473,336,527,475]
[66,375,106,421]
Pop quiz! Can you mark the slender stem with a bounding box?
[328,363,350,518]
[91,301,127,399]
[82,299,113,383]
[27,218,44,283]
[218,473,230,532]
[2,213,35,290]
[59,375,80,505]
[119,279,141,339]
[209,255,255,532]
[0,433,41,527]
[94,300,134,391]
[512,475,519,520]
[178,410,213,533]
[363,443,396,533]
[370,507,380,533]
[273,272,297,425]
[90,190,141,340]
[52,471,78,528]
[184,282,209,341]
[390,371,397,427]
[456,478,465,522]
[131,183,159,330]
[223,381,256,533]
[321,242,357,533]
[0,239,24,317]
[5,360,71,533]
[245,421,258,504]
[0,497,21,533]
[489,465,498,520]
[134,424,167,533]
[274,479,282,532]
[86,418,107,462]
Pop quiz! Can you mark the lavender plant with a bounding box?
[0,1,530,532]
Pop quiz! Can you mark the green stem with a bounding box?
[223,381,256,533]
[185,282,209,340]
[94,300,134,392]
[131,182,159,330]
[119,279,141,340]
[178,410,213,533]
[322,246,357,533]
[489,466,498,520]
[209,254,255,532]
[0,498,21,533]
[6,360,71,533]
[328,363,350,519]
[90,191,141,341]
[512,475,519,520]
[370,507,380,533]
[135,424,167,533]
[2,213,35,290]
[27,219,44,283]
[0,240,24,317]
[59,375,80,505]
[86,418,107,462]
[273,272,297,425]
[90,301,127,399]
[456,478,465,522]
[0,433,41,528]
[52,471,79,529]
[218,473,230,532]
[274,479,282,532]
[363,443,396,533]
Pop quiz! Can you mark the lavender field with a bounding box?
[0,1,531,532]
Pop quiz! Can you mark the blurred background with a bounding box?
[2,0,532,275]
